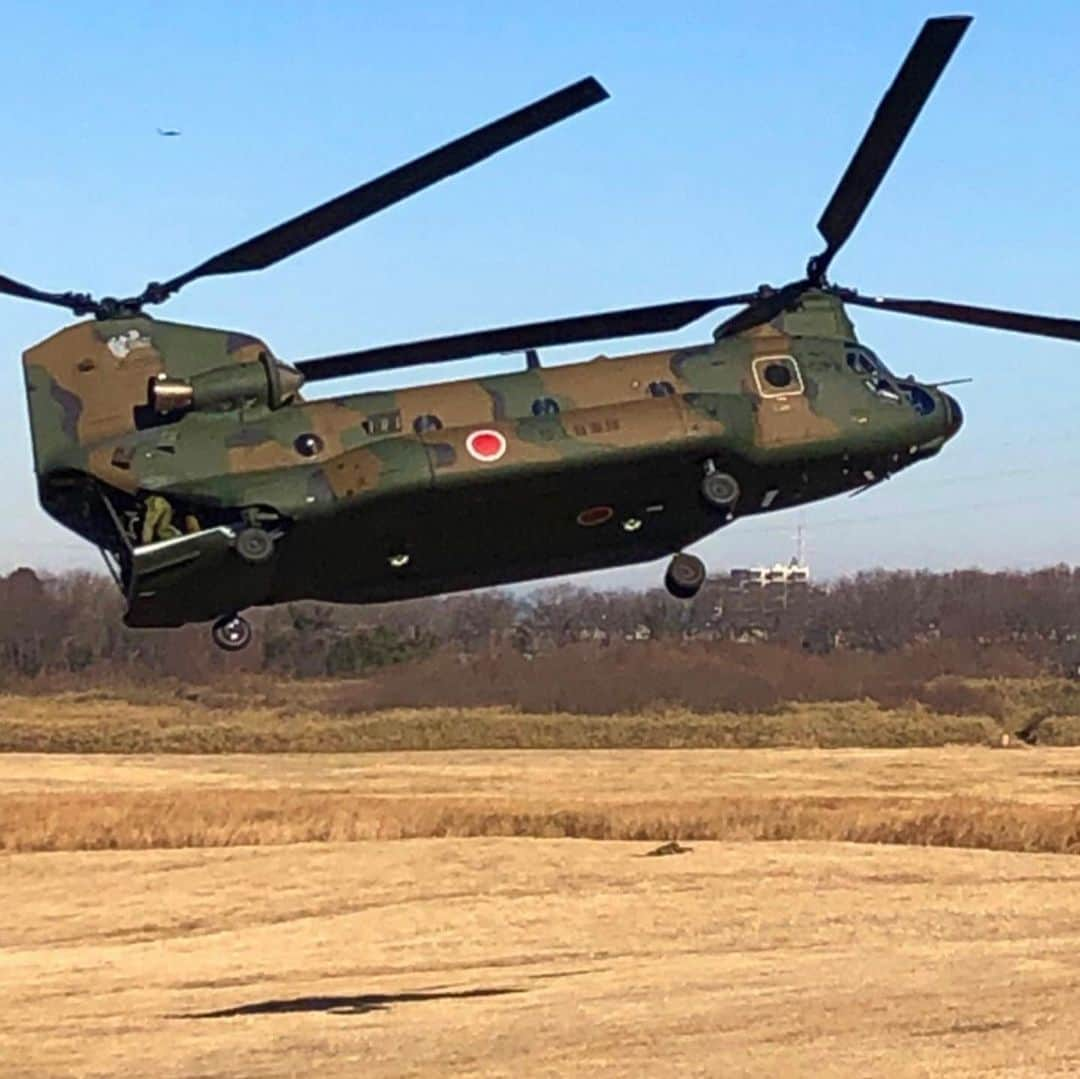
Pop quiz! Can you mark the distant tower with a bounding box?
[793,512,807,570]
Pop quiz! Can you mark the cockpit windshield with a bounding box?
[898,381,936,416]
[846,344,936,415]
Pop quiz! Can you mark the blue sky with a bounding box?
[1,1,1079,586]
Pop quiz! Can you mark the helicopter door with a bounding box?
[749,354,829,449]
[124,527,273,627]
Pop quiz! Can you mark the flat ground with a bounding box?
[6,748,1080,1076]
[7,742,1080,800]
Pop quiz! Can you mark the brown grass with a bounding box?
[0,691,1006,753]
[6,788,1080,855]
[4,686,1080,857]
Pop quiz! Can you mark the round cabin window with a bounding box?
[294,433,325,457]
[763,363,793,389]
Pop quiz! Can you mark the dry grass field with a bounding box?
[5,742,1080,854]
[7,742,1080,1074]
[0,688,1010,753]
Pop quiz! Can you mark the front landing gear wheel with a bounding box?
[664,553,707,600]
[701,470,740,509]
[212,614,252,652]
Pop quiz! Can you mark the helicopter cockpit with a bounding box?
[845,345,937,417]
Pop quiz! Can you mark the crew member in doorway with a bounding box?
[141,494,181,545]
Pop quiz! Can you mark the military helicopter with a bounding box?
[10,15,1080,650]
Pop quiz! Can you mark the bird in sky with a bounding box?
[156,127,182,137]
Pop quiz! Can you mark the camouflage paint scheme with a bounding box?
[22,291,961,627]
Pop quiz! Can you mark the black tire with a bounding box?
[235,527,274,565]
[701,470,740,508]
[665,553,706,600]
[212,615,253,652]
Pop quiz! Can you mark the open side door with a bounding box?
[124,527,274,628]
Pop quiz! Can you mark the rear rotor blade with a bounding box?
[0,271,96,316]
[838,290,1080,342]
[296,296,751,381]
[813,15,971,279]
[154,77,609,301]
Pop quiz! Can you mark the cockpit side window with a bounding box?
[846,349,876,377]
[873,377,901,402]
[846,346,901,403]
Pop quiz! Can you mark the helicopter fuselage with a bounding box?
[22,291,960,628]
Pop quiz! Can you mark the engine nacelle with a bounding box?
[151,353,305,415]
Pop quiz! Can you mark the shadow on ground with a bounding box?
[183,985,525,1019]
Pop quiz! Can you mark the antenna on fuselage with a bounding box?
[929,377,973,388]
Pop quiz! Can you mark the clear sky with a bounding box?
[1,0,1079,587]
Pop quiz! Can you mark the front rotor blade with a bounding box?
[814,15,971,277]
[157,77,609,298]
[840,290,1080,342]
[296,296,749,381]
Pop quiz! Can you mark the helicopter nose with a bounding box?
[943,393,964,437]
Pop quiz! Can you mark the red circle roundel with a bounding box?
[577,505,614,527]
[466,429,507,463]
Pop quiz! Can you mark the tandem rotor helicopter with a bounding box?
[8,15,1080,650]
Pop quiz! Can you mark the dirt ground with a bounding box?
[6,748,1080,1076]
[7,838,1080,1078]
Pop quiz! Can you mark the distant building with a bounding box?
[728,561,811,588]
[701,559,812,641]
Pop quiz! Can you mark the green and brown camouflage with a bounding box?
[22,290,962,628]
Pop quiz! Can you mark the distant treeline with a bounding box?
[3,566,1080,702]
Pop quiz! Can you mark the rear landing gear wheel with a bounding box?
[212,614,252,651]
[235,527,274,565]
[664,553,706,600]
